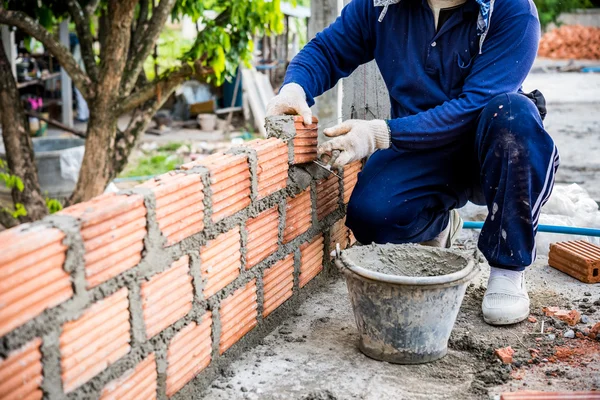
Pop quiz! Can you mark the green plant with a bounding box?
[157,142,186,152]
[534,0,592,29]
[45,198,63,214]
[120,153,183,178]
[0,159,27,219]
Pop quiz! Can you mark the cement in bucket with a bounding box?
[336,244,478,364]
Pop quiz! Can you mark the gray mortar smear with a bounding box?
[343,243,467,277]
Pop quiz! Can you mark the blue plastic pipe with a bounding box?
[463,221,600,237]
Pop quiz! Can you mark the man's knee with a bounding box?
[478,93,545,151]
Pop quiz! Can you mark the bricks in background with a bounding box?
[200,227,242,298]
[0,224,72,338]
[317,174,340,221]
[300,235,324,288]
[246,206,279,269]
[182,153,251,222]
[138,172,204,246]
[293,116,319,164]
[263,254,294,318]
[549,240,600,283]
[166,313,212,397]
[141,256,193,338]
[246,138,289,198]
[343,161,362,204]
[284,189,312,243]
[100,353,157,400]
[60,288,131,393]
[0,338,43,400]
[219,279,258,354]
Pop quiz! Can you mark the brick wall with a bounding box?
[0,116,362,399]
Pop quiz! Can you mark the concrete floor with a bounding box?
[200,69,600,399]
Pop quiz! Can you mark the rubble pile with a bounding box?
[538,25,600,60]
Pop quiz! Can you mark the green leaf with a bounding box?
[14,177,24,192]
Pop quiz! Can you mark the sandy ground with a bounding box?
[200,69,600,399]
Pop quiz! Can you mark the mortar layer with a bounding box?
[343,244,467,277]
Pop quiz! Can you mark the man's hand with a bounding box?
[318,119,390,168]
[266,83,313,126]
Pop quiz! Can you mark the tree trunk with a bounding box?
[0,38,48,226]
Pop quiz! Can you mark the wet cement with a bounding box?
[342,244,468,277]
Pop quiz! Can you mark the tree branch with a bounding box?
[0,9,93,100]
[85,0,101,18]
[121,0,177,96]
[66,0,99,80]
[119,60,211,115]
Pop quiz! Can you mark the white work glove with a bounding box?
[266,83,313,125]
[318,119,390,168]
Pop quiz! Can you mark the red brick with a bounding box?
[0,224,71,337]
[60,193,147,286]
[495,346,515,364]
[501,391,600,400]
[181,153,251,222]
[549,240,600,283]
[283,189,312,243]
[246,207,279,269]
[138,173,204,246]
[245,138,289,199]
[141,256,193,338]
[0,338,43,400]
[60,288,131,393]
[343,161,362,204]
[166,313,212,396]
[100,353,157,400]
[292,116,318,164]
[300,235,324,288]
[219,280,258,354]
[201,228,241,298]
[330,218,350,258]
[316,174,340,220]
[263,255,294,317]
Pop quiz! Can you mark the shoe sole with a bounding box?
[483,311,529,326]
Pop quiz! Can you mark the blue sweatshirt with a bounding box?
[283,0,541,150]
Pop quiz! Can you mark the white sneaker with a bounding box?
[482,272,530,325]
[421,209,463,248]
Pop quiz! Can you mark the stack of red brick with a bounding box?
[538,25,600,60]
[0,116,362,399]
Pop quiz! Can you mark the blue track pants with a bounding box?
[346,93,560,271]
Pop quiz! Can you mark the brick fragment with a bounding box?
[100,353,157,400]
[543,307,581,326]
[495,346,515,364]
[0,338,43,400]
[219,280,258,354]
[589,322,600,339]
[60,288,131,393]
[527,316,537,323]
[283,189,312,243]
[246,207,279,269]
[201,227,241,298]
[343,161,362,204]
[501,391,600,400]
[263,255,294,317]
[141,256,193,338]
[166,313,212,396]
[300,235,324,288]
[316,174,340,221]
[548,240,600,283]
[245,138,289,198]
[181,153,251,222]
[0,224,72,337]
[138,172,204,246]
[60,192,147,286]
